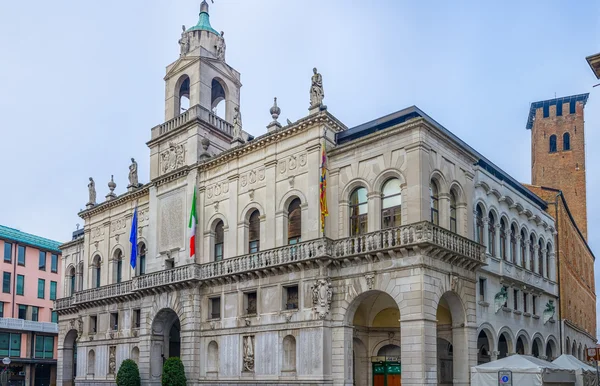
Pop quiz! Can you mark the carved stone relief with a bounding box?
[365,274,375,290]
[242,335,255,372]
[206,181,230,199]
[240,167,266,188]
[279,151,307,175]
[158,191,185,252]
[108,346,116,374]
[160,142,185,174]
[311,278,333,319]
[111,218,127,233]
[91,226,105,239]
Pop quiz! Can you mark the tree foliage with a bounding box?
[162,357,187,386]
[116,359,141,386]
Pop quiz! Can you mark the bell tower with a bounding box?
[148,0,244,181]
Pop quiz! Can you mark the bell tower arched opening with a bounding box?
[211,78,227,119]
[174,75,190,114]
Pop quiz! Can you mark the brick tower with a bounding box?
[527,93,589,239]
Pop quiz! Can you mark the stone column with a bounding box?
[533,244,540,274]
[494,224,501,258]
[306,143,322,240]
[227,175,239,258]
[197,184,205,264]
[367,192,381,233]
[275,210,287,247]
[524,240,531,270]
[482,217,489,254]
[438,192,450,230]
[549,252,557,281]
[328,168,340,239]
[264,159,278,250]
[491,351,499,361]
[541,248,547,277]
[400,317,437,385]
[451,324,476,386]
[516,235,523,267]
[333,325,354,386]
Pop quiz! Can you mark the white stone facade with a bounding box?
[473,165,560,363]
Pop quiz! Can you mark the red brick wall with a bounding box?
[530,101,588,238]
[525,185,596,339]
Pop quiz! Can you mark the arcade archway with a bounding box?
[150,308,181,380]
[61,329,78,386]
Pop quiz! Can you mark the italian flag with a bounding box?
[188,189,197,259]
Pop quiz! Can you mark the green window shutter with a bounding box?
[38,279,45,299]
[2,273,9,294]
[44,336,54,359]
[35,335,44,358]
[16,275,24,296]
[10,333,21,357]
[0,333,9,357]
[50,281,57,300]
[51,311,58,323]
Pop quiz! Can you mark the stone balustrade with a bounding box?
[55,222,484,310]
[151,104,233,139]
[0,317,58,334]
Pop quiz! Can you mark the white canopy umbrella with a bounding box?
[553,354,598,386]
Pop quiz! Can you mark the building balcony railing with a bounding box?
[0,317,58,334]
[55,221,485,310]
[150,104,233,140]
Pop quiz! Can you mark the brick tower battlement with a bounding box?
[527,93,589,239]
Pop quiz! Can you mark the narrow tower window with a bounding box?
[549,135,557,153]
[563,132,570,151]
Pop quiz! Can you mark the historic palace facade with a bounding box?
[54,2,593,386]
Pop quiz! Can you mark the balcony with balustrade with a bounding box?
[55,221,485,312]
[150,104,233,141]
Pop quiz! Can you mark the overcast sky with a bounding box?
[1,1,599,335]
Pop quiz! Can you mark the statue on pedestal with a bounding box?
[232,106,243,141]
[128,158,139,188]
[179,25,190,56]
[309,67,325,109]
[216,31,226,60]
[87,177,96,206]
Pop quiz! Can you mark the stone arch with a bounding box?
[372,339,402,357]
[150,308,182,380]
[449,181,466,205]
[474,200,488,214]
[531,333,544,358]
[486,205,501,222]
[340,178,372,201]
[430,169,449,194]
[497,327,515,358]
[343,289,400,326]
[207,340,219,374]
[206,212,228,232]
[61,329,78,386]
[174,74,191,113]
[278,189,308,212]
[431,274,471,325]
[436,290,469,385]
[211,76,229,116]
[91,254,102,288]
[111,246,125,283]
[373,169,407,192]
[515,330,531,355]
[131,346,140,364]
[578,342,583,360]
[566,337,571,355]
[66,264,76,296]
[572,340,577,358]
[239,202,265,224]
[545,336,558,360]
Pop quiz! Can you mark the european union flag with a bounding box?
[130,206,138,269]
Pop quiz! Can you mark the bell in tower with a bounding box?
[148,0,246,181]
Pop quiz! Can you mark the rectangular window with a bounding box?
[89,315,97,333]
[16,275,24,296]
[0,302,4,318]
[523,293,528,314]
[133,310,141,328]
[35,335,54,359]
[51,254,58,273]
[38,279,45,299]
[2,273,10,294]
[478,278,486,302]
[570,100,576,114]
[17,246,25,266]
[556,102,563,116]
[532,295,537,315]
[245,291,257,315]
[283,285,299,310]
[18,305,27,320]
[39,251,46,270]
[3,243,11,263]
[0,333,22,357]
[51,311,58,324]
[209,297,221,319]
[513,289,518,310]
[249,240,259,254]
[110,312,119,331]
[49,281,57,301]
[32,306,39,322]
[543,103,549,118]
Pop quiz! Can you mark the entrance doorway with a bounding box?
[372,344,401,386]
[150,308,181,380]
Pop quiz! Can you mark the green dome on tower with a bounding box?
[187,0,220,36]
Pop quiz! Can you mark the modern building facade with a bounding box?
[0,225,62,386]
[524,94,597,356]
[53,3,595,386]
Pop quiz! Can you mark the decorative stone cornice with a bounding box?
[79,185,150,220]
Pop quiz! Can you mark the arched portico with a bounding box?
[436,291,470,386]
[150,308,181,382]
[61,329,78,386]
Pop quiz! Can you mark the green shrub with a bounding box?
[162,357,187,386]
[116,359,141,386]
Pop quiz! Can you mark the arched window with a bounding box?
[248,210,260,253]
[381,179,401,229]
[449,191,457,233]
[488,212,496,256]
[288,198,302,244]
[92,255,101,288]
[349,187,368,236]
[211,78,227,118]
[520,230,527,268]
[529,234,535,271]
[214,221,224,261]
[510,224,517,264]
[500,219,507,260]
[114,249,123,284]
[138,243,146,275]
[475,205,484,243]
[282,335,297,372]
[563,132,571,151]
[69,267,76,296]
[177,76,190,113]
[430,181,439,225]
[549,135,557,153]
[538,239,544,276]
